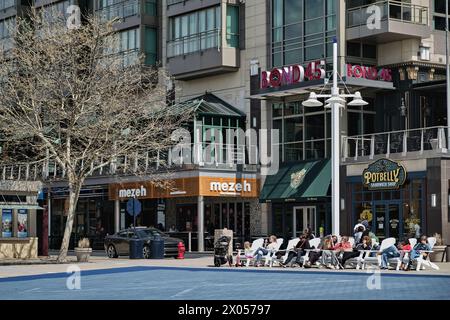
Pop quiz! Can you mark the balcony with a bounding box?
[0,143,258,182]
[346,0,431,43]
[342,126,450,163]
[166,30,239,80]
[166,0,220,17]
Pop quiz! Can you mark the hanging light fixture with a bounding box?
[302,92,323,107]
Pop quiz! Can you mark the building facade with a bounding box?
[2,0,450,252]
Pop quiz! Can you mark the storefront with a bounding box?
[108,173,260,250]
[0,181,42,259]
[344,157,450,242]
[260,159,331,239]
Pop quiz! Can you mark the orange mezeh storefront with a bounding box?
[108,173,260,250]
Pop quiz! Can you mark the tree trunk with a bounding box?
[57,183,82,262]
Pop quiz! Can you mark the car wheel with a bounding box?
[143,245,151,259]
[107,245,118,258]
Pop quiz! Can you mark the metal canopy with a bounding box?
[174,93,246,118]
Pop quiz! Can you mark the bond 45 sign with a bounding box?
[261,61,326,89]
[362,159,406,190]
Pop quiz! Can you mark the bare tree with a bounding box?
[0,10,191,262]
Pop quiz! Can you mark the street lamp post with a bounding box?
[302,39,368,236]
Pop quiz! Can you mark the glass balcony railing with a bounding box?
[167,29,221,58]
[167,0,186,6]
[97,0,157,21]
[347,0,428,28]
[342,126,448,161]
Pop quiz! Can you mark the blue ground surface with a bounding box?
[0,266,449,300]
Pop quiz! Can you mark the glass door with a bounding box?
[373,202,402,240]
[293,206,316,238]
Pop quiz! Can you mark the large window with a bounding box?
[433,0,450,30]
[96,0,157,21]
[0,0,15,10]
[272,0,336,67]
[0,17,15,52]
[272,100,331,162]
[167,6,222,57]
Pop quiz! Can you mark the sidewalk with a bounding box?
[1,252,449,279]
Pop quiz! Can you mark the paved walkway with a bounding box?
[0,264,449,300]
[1,253,450,279]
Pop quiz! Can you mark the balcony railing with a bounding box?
[167,0,186,6]
[347,0,428,28]
[0,143,258,182]
[342,126,449,162]
[167,29,221,58]
[96,0,157,21]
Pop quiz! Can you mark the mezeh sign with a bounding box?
[362,159,406,190]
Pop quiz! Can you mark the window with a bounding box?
[168,6,221,57]
[272,100,331,162]
[433,0,450,30]
[0,0,15,10]
[144,27,157,65]
[271,0,336,67]
[109,27,141,67]
[0,17,15,52]
[226,5,239,48]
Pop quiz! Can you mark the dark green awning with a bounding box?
[260,159,331,203]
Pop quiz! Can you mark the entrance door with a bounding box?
[373,202,402,241]
[293,206,316,238]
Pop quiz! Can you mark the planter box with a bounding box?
[430,246,446,262]
[75,247,92,262]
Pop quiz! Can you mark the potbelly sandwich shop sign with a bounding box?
[362,159,406,190]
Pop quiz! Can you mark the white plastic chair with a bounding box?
[414,237,440,271]
[264,238,284,266]
[388,238,417,270]
[362,237,396,269]
[301,238,322,267]
[270,238,299,267]
[235,238,264,267]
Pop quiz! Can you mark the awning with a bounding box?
[260,159,330,203]
[0,205,43,210]
[172,93,246,118]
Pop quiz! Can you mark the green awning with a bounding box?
[260,159,331,202]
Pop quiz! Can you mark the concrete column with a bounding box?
[197,196,204,252]
[114,199,120,233]
[48,191,51,237]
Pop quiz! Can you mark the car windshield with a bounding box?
[136,228,165,238]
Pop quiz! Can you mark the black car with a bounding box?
[104,227,183,259]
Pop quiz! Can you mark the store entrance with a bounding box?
[293,206,316,238]
[373,202,402,241]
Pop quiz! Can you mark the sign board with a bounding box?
[260,61,326,89]
[17,209,28,238]
[346,64,392,82]
[126,198,142,217]
[109,177,260,200]
[1,209,13,238]
[362,159,406,190]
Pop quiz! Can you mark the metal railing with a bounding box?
[167,29,221,58]
[0,143,258,182]
[347,0,428,28]
[167,0,187,6]
[97,0,140,21]
[342,126,449,161]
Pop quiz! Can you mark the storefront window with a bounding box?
[272,204,283,237]
[351,177,425,240]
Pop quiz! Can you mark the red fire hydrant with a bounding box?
[177,241,186,259]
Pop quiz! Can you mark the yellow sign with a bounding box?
[360,209,373,222]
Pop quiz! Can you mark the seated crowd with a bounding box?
[236,221,436,271]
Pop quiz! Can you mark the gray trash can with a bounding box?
[446,245,450,262]
[129,238,144,259]
[151,236,165,259]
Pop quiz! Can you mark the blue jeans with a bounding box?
[381,246,400,268]
[254,248,269,264]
